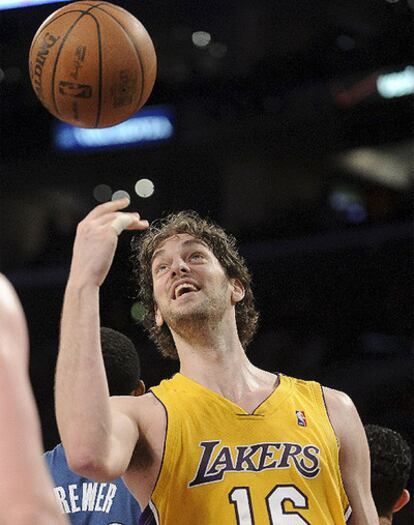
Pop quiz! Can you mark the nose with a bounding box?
[170,257,190,277]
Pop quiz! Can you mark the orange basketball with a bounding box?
[28,1,157,128]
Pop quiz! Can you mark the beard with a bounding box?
[161,281,229,340]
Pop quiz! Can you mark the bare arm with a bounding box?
[0,274,68,524]
[55,199,149,480]
[324,387,379,525]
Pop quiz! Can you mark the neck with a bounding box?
[174,323,276,403]
[379,516,392,525]
[175,317,250,386]
[171,308,241,362]
[179,339,250,376]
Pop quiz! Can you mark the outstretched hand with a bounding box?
[69,198,149,288]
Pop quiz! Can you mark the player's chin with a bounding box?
[173,302,202,316]
[172,301,208,319]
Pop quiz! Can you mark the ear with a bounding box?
[155,304,164,327]
[392,489,410,513]
[231,278,245,305]
[131,379,146,397]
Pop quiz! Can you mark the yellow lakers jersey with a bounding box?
[146,373,351,525]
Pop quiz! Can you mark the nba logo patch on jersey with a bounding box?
[296,410,307,427]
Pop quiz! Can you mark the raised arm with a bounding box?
[55,198,149,480]
[0,274,68,524]
[324,387,379,525]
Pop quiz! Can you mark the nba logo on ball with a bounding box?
[58,81,92,98]
[295,410,307,427]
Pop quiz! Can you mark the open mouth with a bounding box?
[173,282,200,300]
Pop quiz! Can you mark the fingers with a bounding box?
[111,214,135,235]
[128,217,150,231]
[83,199,149,236]
[87,197,131,219]
[110,214,149,235]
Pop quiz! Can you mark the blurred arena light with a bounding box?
[377,65,414,98]
[112,190,131,202]
[328,186,367,224]
[332,65,413,108]
[0,0,69,10]
[191,31,211,48]
[3,66,21,83]
[53,106,174,152]
[135,178,154,198]
[130,302,145,322]
[336,140,414,190]
[93,184,112,203]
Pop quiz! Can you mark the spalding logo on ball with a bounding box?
[29,1,157,128]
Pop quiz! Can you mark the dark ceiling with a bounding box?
[0,0,412,270]
[0,0,413,153]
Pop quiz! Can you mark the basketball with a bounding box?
[28,1,157,128]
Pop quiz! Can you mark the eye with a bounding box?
[154,263,169,274]
[189,252,205,262]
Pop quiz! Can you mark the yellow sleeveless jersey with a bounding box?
[142,373,351,525]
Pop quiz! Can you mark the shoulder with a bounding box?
[322,386,363,449]
[110,391,166,413]
[109,391,167,433]
[322,386,354,412]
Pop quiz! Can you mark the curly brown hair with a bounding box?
[131,211,259,359]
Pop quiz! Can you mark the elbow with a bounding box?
[65,448,113,481]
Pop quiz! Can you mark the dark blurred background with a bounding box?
[0,1,413,522]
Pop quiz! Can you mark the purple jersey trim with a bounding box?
[147,390,168,497]
[138,504,157,525]
[138,390,168,525]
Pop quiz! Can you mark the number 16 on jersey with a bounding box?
[229,484,310,524]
